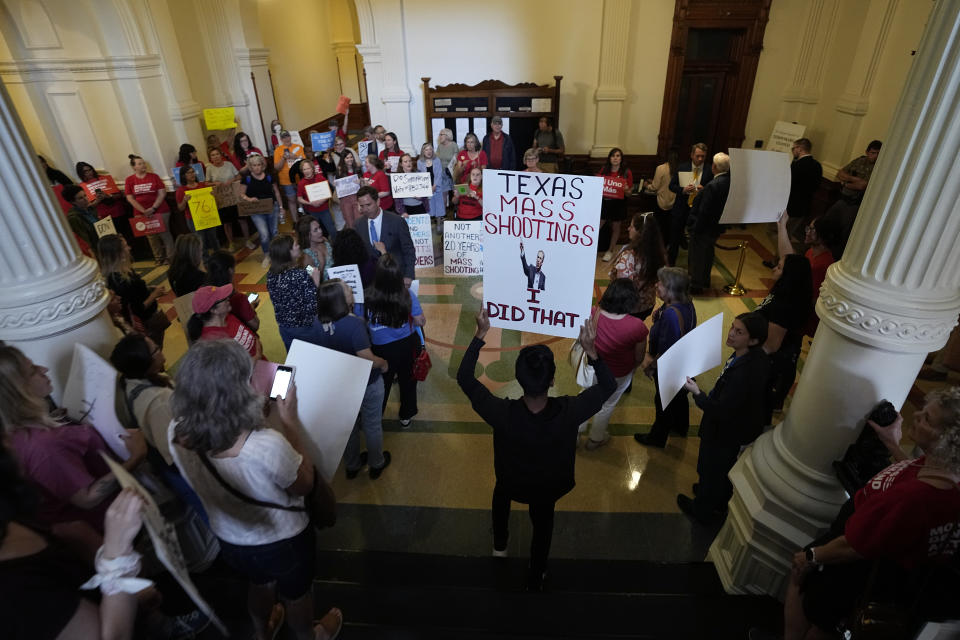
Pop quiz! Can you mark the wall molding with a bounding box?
[0,55,163,83]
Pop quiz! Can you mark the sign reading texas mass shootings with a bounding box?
[481,170,602,339]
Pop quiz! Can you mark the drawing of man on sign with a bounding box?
[519,242,545,291]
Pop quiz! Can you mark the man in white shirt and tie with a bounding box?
[666,143,713,265]
[356,186,416,286]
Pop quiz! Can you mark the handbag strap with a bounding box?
[668,304,686,335]
[197,452,305,513]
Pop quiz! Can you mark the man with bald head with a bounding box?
[686,152,730,293]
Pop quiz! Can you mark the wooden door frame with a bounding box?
[656,0,772,158]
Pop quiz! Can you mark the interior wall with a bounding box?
[257,0,343,131]
[620,0,674,157]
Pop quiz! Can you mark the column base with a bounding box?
[708,426,848,598]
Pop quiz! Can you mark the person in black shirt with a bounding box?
[677,312,771,525]
[756,254,813,421]
[457,309,616,591]
[167,234,207,297]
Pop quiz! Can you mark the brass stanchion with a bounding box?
[715,240,748,296]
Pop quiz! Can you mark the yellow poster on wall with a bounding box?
[187,187,221,230]
[203,107,237,130]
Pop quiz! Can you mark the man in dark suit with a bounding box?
[519,242,545,290]
[686,152,731,293]
[667,143,713,265]
[355,185,416,285]
[765,137,823,266]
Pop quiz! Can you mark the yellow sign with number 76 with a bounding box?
[187,187,221,231]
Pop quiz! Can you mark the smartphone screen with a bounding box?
[247,292,259,304]
[270,366,293,400]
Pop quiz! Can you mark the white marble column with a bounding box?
[709,0,960,598]
[590,0,631,157]
[0,78,119,400]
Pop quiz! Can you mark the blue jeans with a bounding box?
[250,205,279,253]
[344,375,385,470]
[186,217,220,253]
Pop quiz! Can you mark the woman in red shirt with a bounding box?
[75,161,128,239]
[598,147,634,262]
[363,155,393,212]
[453,167,483,220]
[232,131,264,173]
[296,160,336,241]
[335,151,361,229]
[175,165,220,253]
[378,132,403,173]
[775,212,840,337]
[124,154,174,265]
[454,133,487,183]
[186,284,262,359]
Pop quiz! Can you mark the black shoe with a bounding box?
[676,494,700,520]
[677,494,723,525]
[369,451,391,479]
[525,569,547,592]
[670,428,689,438]
[634,433,666,448]
[345,451,368,479]
[692,482,699,496]
[762,259,777,269]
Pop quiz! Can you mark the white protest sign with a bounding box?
[656,313,724,403]
[288,130,304,147]
[719,148,792,225]
[678,171,695,188]
[94,216,117,238]
[100,455,228,636]
[443,221,483,276]
[767,120,806,154]
[327,264,364,303]
[387,155,400,172]
[305,180,332,202]
[61,344,130,459]
[335,174,360,198]
[482,170,602,338]
[357,140,371,161]
[404,213,434,269]
[285,340,372,482]
[390,172,432,198]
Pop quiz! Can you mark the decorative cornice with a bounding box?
[835,93,870,116]
[0,276,108,333]
[0,55,163,83]
[782,87,819,105]
[233,47,270,66]
[595,87,627,102]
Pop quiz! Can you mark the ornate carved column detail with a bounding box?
[0,78,118,398]
[709,0,960,598]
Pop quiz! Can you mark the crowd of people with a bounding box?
[17,118,956,639]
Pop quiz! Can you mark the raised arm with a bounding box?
[456,310,505,424]
[776,211,796,257]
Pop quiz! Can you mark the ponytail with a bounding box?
[186,313,207,343]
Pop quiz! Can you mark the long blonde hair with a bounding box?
[97,234,133,280]
[0,346,58,431]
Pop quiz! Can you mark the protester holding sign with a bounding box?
[453,133,487,183]
[168,340,344,640]
[393,154,430,216]
[418,142,449,224]
[453,167,483,220]
[207,147,253,250]
[579,279,649,451]
[272,130,305,224]
[598,148,634,262]
[634,267,698,448]
[99,234,170,347]
[175,164,220,253]
[124,154,174,265]
[75,161,126,229]
[610,212,667,319]
[335,151,362,228]
[295,160,335,242]
[457,308,616,591]
[174,144,205,182]
[362,155,393,212]
[378,132,403,173]
[242,154,281,266]
[0,344,147,556]
[677,312,770,525]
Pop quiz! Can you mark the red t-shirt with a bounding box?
[296,174,330,213]
[364,170,393,210]
[231,146,264,171]
[593,308,649,376]
[200,314,261,358]
[125,172,170,214]
[598,168,634,200]
[175,181,209,220]
[378,150,403,173]
[845,457,960,569]
[9,423,114,532]
[230,292,257,325]
[457,184,483,220]
[456,150,488,176]
[488,135,504,169]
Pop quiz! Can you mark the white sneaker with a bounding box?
[601,251,614,262]
[492,547,508,558]
[399,418,412,429]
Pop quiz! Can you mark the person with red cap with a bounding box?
[186,285,262,359]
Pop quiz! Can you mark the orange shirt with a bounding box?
[272,144,304,186]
